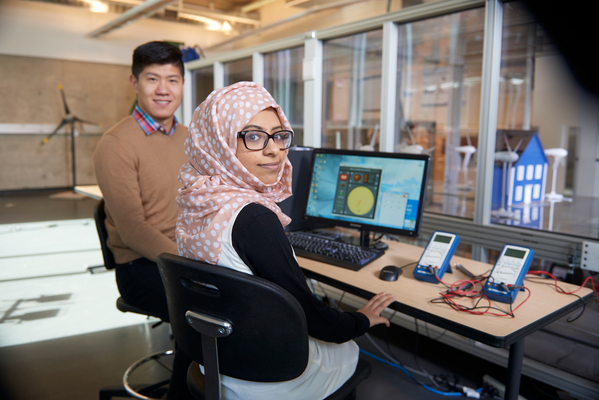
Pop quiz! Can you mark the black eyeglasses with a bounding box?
[237,130,294,151]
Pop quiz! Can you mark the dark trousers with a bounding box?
[115,257,194,400]
[115,257,170,322]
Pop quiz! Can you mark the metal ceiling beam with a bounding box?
[182,3,261,26]
[204,0,364,51]
[240,0,280,14]
[106,0,262,25]
[86,0,179,38]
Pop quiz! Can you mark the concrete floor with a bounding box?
[0,190,597,400]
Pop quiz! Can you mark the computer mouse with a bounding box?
[379,265,402,281]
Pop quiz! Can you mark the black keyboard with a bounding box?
[286,231,384,271]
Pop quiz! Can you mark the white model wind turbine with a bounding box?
[492,135,522,219]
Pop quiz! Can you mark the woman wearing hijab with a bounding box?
[176,81,395,400]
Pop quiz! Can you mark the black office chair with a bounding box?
[156,253,372,400]
[94,199,173,400]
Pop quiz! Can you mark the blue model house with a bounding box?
[492,131,549,211]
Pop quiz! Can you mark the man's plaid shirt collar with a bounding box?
[132,105,178,137]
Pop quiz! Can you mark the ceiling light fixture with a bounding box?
[178,12,235,32]
[88,1,109,13]
[87,0,179,38]
[178,12,222,30]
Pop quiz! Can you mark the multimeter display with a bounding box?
[433,235,453,244]
[413,231,459,283]
[483,244,534,303]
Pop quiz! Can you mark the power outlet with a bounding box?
[581,241,599,272]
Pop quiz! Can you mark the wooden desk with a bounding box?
[74,185,103,200]
[298,239,594,400]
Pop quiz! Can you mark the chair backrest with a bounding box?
[156,253,309,383]
[93,199,116,270]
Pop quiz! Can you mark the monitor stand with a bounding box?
[307,228,386,251]
[337,229,371,248]
[352,230,389,251]
[359,230,370,247]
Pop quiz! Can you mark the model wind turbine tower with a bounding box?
[41,84,99,188]
[456,130,476,191]
[492,135,522,219]
[544,148,568,201]
[544,127,569,202]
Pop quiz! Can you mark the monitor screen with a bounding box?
[302,148,430,238]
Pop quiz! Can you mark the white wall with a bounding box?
[0,0,228,65]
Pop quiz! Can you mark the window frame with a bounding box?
[184,0,592,268]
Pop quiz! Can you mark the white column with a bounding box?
[181,68,193,126]
[252,52,264,86]
[214,62,224,89]
[473,0,503,261]
[303,32,323,148]
[380,21,399,153]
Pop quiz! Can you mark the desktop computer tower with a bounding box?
[279,146,330,232]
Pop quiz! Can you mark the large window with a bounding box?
[395,9,486,218]
[193,66,214,109]
[264,47,305,145]
[491,2,599,240]
[185,0,599,257]
[223,58,252,86]
[322,30,383,151]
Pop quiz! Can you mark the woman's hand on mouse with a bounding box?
[356,292,396,327]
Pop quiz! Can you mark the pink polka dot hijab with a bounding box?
[176,81,293,264]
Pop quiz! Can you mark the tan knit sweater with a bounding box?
[93,116,188,264]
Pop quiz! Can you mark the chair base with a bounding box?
[122,349,174,399]
[187,362,206,400]
[99,383,169,400]
[99,350,174,400]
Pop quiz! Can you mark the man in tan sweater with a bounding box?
[94,41,187,321]
[93,41,193,399]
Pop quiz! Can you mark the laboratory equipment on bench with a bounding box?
[413,231,459,283]
[482,244,534,303]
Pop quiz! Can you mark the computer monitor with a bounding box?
[302,148,430,246]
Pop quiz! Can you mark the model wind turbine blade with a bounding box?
[513,139,523,153]
[58,84,71,115]
[463,151,472,173]
[495,134,519,163]
[503,134,512,152]
[406,123,416,144]
[73,116,101,127]
[423,146,436,155]
[42,119,68,144]
[369,124,379,148]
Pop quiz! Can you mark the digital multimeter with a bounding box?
[482,244,534,303]
[413,231,459,283]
